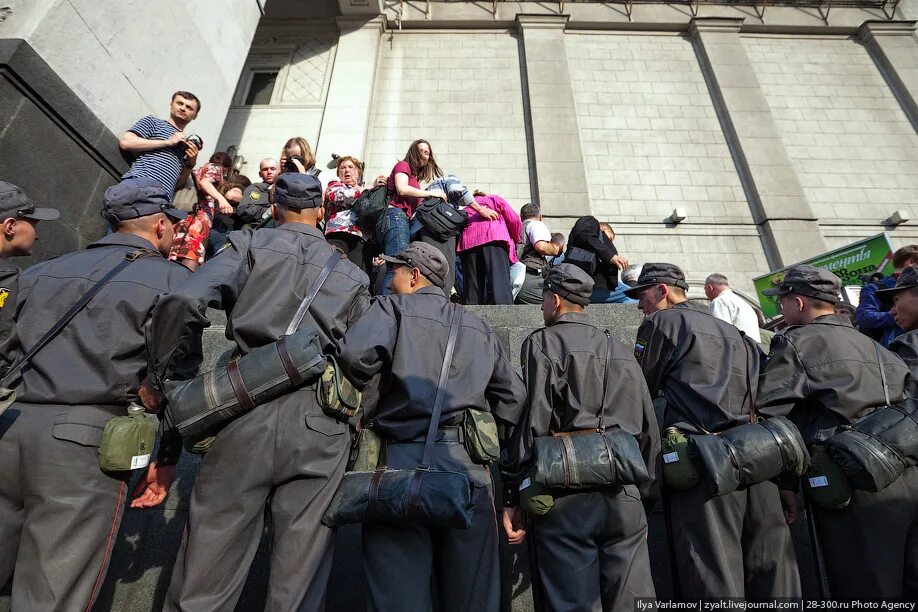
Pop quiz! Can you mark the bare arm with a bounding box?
[532,240,562,257]
[394,172,446,201]
[119,130,184,153]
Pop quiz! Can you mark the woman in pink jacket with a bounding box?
[457,192,523,305]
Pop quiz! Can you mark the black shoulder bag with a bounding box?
[532,330,650,489]
[413,196,468,241]
[165,252,340,438]
[322,307,476,529]
[0,250,156,417]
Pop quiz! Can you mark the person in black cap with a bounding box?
[884,267,918,396]
[147,171,372,612]
[626,262,801,599]
[0,181,60,357]
[0,177,191,611]
[758,264,916,599]
[335,241,525,612]
[501,263,659,611]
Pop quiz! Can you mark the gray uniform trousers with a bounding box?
[0,403,128,611]
[666,480,801,599]
[813,465,918,599]
[363,433,500,612]
[164,388,349,612]
[530,485,655,612]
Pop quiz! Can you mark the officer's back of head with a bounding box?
[271,172,324,226]
[541,263,593,325]
[101,178,186,257]
[762,264,840,327]
[623,262,689,316]
[379,242,448,296]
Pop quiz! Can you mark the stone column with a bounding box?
[516,14,591,217]
[859,20,918,131]
[690,17,827,268]
[315,15,385,163]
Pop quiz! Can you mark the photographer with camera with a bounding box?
[279,137,321,179]
[119,91,203,196]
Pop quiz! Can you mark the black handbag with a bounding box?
[352,185,390,233]
[413,197,468,241]
[564,246,597,276]
[825,345,916,492]
[322,307,476,529]
[165,252,340,438]
[532,331,650,489]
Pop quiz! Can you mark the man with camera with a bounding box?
[119,91,203,195]
[147,173,371,612]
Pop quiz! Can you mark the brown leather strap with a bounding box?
[275,337,303,387]
[553,429,599,438]
[600,431,617,484]
[558,437,571,488]
[407,470,425,521]
[226,360,254,412]
[368,468,386,519]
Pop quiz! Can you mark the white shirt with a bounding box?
[524,219,552,247]
[709,288,762,343]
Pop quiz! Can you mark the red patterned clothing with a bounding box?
[324,180,363,238]
[168,163,223,264]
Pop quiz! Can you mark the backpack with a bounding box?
[352,185,390,233]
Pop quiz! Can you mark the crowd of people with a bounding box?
[0,89,916,612]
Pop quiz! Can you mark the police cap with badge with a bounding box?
[622,262,689,299]
[762,264,840,304]
[541,263,593,306]
[100,178,188,223]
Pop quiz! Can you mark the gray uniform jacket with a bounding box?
[2,233,190,406]
[890,329,918,397]
[148,222,370,380]
[506,312,661,501]
[0,258,20,366]
[635,301,762,434]
[758,313,909,442]
[336,287,525,442]
[238,182,271,225]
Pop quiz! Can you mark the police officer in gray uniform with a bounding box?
[625,263,800,599]
[502,264,659,612]
[335,241,525,612]
[0,178,190,611]
[147,173,371,611]
[759,265,916,599]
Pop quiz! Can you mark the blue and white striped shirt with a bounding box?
[121,116,186,195]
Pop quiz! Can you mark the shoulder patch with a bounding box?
[249,191,261,201]
[634,337,648,359]
[0,287,10,309]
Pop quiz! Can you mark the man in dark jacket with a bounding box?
[148,173,371,612]
[855,245,918,347]
[566,216,631,304]
[0,178,188,611]
[503,263,659,611]
[626,263,801,599]
[759,265,915,599]
[336,241,526,612]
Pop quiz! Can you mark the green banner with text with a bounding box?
[754,233,895,319]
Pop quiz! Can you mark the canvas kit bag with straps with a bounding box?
[821,343,918,493]
[165,252,341,439]
[322,307,475,529]
[0,250,160,470]
[531,331,650,491]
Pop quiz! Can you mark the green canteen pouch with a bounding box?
[463,408,501,464]
[98,405,157,472]
[184,435,218,455]
[662,427,702,491]
[349,426,382,472]
[0,387,15,418]
[519,475,554,517]
[317,356,362,424]
[803,444,852,510]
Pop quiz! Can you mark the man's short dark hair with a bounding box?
[550,232,565,246]
[172,90,201,112]
[892,245,918,269]
[520,203,541,220]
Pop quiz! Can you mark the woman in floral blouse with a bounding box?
[324,155,386,273]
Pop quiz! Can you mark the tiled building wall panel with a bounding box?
[216,107,324,176]
[566,33,752,225]
[745,35,918,225]
[363,31,532,203]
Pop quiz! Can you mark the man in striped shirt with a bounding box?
[119,91,202,196]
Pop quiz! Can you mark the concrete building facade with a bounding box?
[212,0,918,296]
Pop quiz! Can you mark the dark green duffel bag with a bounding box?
[165,327,326,438]
[533,428,649,489]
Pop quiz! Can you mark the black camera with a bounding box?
[284,155,305,173]
[186,134,204,150]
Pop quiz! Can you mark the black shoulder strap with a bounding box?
[597,330,612,432]
[419,306,462,469]
[1,249,155,388]
[285,251,341,335]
